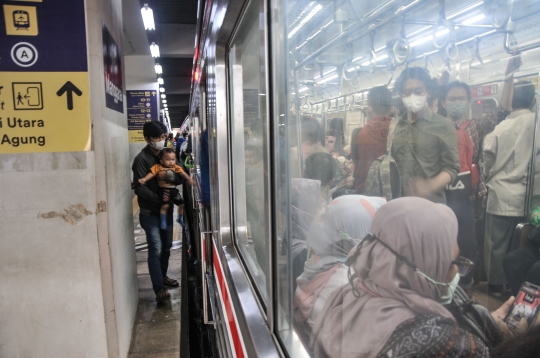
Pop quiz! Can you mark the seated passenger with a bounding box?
[353,86,393,193]
[504,226,540,296]
[288,178,323,292]
[391,67,460,204]
[439,57,519,291]
[304,152,337,204]
[294,195,386,328]
[483,81,536,297]
[311,197,520,358]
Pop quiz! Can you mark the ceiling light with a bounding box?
[162,99,167,104]
[154,64,162,74]
[288,4,323,39]
[410,29,449,48]
[159,87,165,93]
[317,73,338,84]
[161,94,166,99]
[141,4,155,31]
[361,54,388,66]
[157,77,164,85]
[299,86,309,92]
[163,104,168,108]
[150,42,160,57]
[462,13,485,25]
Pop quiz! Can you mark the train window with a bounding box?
[228,0,270,302]
[269,0,540,356]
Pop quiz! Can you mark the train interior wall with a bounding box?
[0,0,139,357]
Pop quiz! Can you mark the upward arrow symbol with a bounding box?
[56,81,83,110]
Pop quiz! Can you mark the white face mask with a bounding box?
[149,140,165,151]
[437,273,460,305]
[402,94,427,113]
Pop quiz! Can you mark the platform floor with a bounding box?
[128,200,184,358]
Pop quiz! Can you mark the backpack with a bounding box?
[456,120,479,187]
[363,120,401,201]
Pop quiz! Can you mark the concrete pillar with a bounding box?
[0,0,138,357]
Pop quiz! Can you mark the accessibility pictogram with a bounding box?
[12,82,43,110]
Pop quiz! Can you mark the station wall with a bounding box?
[0,0,138,357]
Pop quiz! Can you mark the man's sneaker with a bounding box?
[488,284,504,298]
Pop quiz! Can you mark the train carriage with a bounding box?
[180,0,540,356]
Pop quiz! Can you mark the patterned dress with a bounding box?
[376,314,489,358]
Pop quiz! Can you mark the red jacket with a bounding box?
[353,116,392,191]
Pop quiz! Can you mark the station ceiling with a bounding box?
[123,0,198,128]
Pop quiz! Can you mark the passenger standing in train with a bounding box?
[483,81,537,297]
[438,57,519,292]
[352,86,392,193]
[391,67,460,204]
[132,121,185,302]
[311,197,520,358]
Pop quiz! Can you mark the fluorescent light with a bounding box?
[462,13,485,25]
[352,56,363,63]
[150,42,160,57]
[163,104,168,108]
[154,64,162,74]
[157,77,164,85]
[141,4,155,30]
[317,73,338,84]
[159,87,165,93]
[361,54,388,66]
[288,4,323,39]
[162,99,167,104]
[161,94,166,99]
[410,28,449,48]
[299,87,309,93]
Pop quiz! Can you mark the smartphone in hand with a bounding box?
[504,282,540,330]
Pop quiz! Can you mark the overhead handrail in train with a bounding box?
[393,16,411,65]
[432,0,453,49]
[446,42,459,61]
[469,36,484,70]
[487,0,513,30]
[293,0,427,70]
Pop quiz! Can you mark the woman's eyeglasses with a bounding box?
[452,256,474,277]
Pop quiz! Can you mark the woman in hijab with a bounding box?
[311,197,519,358]
[287,178,322,292]
[294,195,386,328]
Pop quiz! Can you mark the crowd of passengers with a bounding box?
[289,54,540,357]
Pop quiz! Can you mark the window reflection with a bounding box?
[229,0,269,301]
[271,0,540,356]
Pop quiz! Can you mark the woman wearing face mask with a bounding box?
[311,197,521,358]
[294,195,386,329]
[390,67,460,204]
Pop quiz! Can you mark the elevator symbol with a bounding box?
[12,82,43,110]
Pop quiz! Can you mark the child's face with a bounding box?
[160,152,176,168]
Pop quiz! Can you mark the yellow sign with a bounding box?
[3,5,39,36]
[0,72,91,153]
[128,130,146,143]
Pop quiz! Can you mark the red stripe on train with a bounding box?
[213,244,246,358]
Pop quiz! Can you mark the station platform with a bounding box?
[127,197,184,358]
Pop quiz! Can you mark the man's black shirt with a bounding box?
[132,145,184,216]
